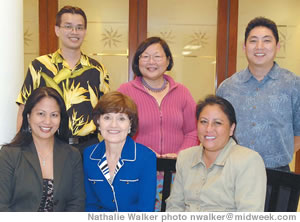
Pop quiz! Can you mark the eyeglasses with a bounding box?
[60,24,85,32]
[139,54,165,62]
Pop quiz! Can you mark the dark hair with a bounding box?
[245,17,279,44]
[6,87,68,147]
[196,95,237,142]
[92,91,138,137]
[132,36,174,76]
[56,5,87,28]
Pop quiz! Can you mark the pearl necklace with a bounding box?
[141,77,167,92]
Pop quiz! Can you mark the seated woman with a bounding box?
[166,95,266,212]
[84,91,157,212]
[0,87,85,211]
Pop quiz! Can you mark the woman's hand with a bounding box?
[159,153,177,159]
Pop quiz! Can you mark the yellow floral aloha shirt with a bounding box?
[16,49,109,138]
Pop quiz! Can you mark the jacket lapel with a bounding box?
[89,137,137,182]
[53,138,68,196]
[22,142,43,186]
[120,136,136,163]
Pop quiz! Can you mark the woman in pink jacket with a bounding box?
[118,37,199,210]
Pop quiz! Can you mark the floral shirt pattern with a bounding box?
[17,49,109,137]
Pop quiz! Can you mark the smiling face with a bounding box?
[98,112,131,147]
[197,105,235,154]
[138,43,170,81]
[55,13,86,51]
[244,26,280,72]
[28,97,61,142]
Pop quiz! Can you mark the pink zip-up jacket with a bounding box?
[118,75,199,155]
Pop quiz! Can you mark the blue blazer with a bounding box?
[83,136,156,212]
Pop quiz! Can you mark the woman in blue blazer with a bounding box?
[84,91,157,212]
[0,87,85,211]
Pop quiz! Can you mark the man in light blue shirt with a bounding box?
[217,17,300,170]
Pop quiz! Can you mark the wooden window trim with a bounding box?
[39,0,58,55]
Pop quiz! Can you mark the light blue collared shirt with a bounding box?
[217,62,300,168]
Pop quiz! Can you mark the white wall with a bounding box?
[0,0,24,144]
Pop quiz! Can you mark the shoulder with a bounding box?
[55,139,81,158]
[217,71,248,97]
[0,145,22,157]
[31,54,51,65]
[0,145,24,167]
[227,144,264,167]
[81,54,106,72]
[277,66,300,83]
[173,82,191,93]
[118,80,143,97]
[219,70,246,87]
[119,79,139,90]
[135,142,156,160]
[177,145,200,164]
[118,81,135,91]
[166,75,188,91]
[83,143,101,160]
[166,77,195,100]
[85,56,102,67]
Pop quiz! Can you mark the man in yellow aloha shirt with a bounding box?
[16,6,109,153]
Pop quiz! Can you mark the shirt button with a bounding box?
[112,199,115,202]
[126,182,129,184]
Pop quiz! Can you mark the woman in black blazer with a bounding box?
[0,87,85,211]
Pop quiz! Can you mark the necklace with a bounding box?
[141,77,168,92]
[37,151,52,167]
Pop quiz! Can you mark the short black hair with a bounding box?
[245,17,279,44]
[56,5,87,28]
[132,37,174,76]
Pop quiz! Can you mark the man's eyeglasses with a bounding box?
[139,54,165,62]
[60,24,85,32]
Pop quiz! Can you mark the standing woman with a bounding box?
[118,37,199,210]
[0,87,85,211]
[118,36,198,158]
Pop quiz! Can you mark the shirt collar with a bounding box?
[267,62,281,80]
[242,62,280,83]
[89,136,136,162]
[51,49,89,68]
[191,137,237,168]
[213,138,236,166]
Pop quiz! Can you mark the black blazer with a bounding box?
[0,138,85,211]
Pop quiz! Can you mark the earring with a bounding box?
[128,128,131,134]
[28,125,32,133]
[57,128,60,135]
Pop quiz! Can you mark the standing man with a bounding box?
[16,6,109,153]
[217,17,300,171]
